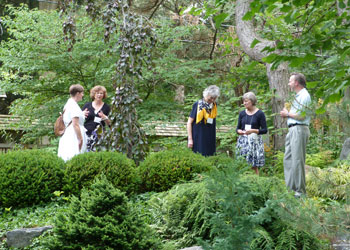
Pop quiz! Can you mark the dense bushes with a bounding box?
[271,150,335,179]
[45,175,161,250]
[64,152,137,196]
[203,165,328,250]
[306,162,350,200]
[146,181,216,249]
[138,148,212,192]
[0,149,65,208]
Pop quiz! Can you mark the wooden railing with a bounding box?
[0,115,234,136]
[0,115,234,152]
[0,115,24,130]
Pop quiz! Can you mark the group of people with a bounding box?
[57,84,110,162]
[187,72,311,198]
[57,72,310,198]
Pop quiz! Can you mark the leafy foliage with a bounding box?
[201,162,328,250]
[243,0,350,110]
[138,148,212,192]
[57,0,157,161]
[44,174,161,250]
[0,149,65,208]
[0,5,116,142]
[306,162,350,200]
[146,181,216,249]
[63,151,138,196]
[0,200,69,250]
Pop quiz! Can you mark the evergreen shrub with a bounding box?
[146,181,215,249]
[63,152,137,196]
[44,175,161,250]
[0,149,65,208]
[138,148,212,192]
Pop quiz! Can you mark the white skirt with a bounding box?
[58,124,87,162]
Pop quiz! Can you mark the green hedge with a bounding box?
[138,148,212,192]
[63,152,137,196]
[0,149,65,208]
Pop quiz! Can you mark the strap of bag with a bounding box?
[61,109,73,128]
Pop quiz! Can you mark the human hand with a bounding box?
[98,111,107,120]
[237,129,246,135]
[245,129,253,135]
[280,108,289,118]
[78,138,83,150]
[83,108,89,118]
[188,139,193,148]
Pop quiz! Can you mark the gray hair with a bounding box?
[203,85,220,99]
[291,72,306,88]
[243,92,257,105]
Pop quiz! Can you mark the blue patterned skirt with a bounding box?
[236,134,265,167]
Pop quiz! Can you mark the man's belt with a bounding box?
[288,123,308,128]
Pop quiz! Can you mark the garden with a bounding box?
[1,0,350,249]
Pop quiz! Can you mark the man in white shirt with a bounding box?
[280,73,311,198]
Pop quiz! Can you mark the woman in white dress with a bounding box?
[58,84,88,161]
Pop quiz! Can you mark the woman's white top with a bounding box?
[57,98,87,161]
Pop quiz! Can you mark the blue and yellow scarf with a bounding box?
[196,99,217,124]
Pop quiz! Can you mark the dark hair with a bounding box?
[69,84,84,96]
[291,72,306,88]
[90,85,107,100]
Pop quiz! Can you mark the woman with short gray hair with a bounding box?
[187,85,220,156]
[236,91,267,175]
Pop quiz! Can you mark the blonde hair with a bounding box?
[243,92,257,105]
[90,85,107,100]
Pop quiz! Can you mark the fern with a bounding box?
[250,226,275,250]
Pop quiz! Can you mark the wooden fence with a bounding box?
[0,115,234,152]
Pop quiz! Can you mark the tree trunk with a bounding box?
[235,0,289,150]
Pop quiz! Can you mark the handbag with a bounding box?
[54,110,72,136]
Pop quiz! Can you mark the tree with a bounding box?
[0,5,117,142]
[235,0,289,149]
[59,0,156,161]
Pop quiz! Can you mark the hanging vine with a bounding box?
[59,0,156,162]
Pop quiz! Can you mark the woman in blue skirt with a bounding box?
[236,92,267,175]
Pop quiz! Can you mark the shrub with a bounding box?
[306,150,334,168]
[63,152,137,196]
[203,165,329,250]
[306,163,350,200]
[44,175,162,250]
[138,148,212,192]
[269,150,334,179]
[0,149,65,208]
[207,153,236,170]
[146,181,216,249]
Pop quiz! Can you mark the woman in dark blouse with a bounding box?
[82,85,111,152]
[236,92,267,175]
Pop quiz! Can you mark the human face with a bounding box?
[204,95,217,104]
[94,91,104,101]
[288,75,297,91]
[243,98,254,110]
[76,91,84,101]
